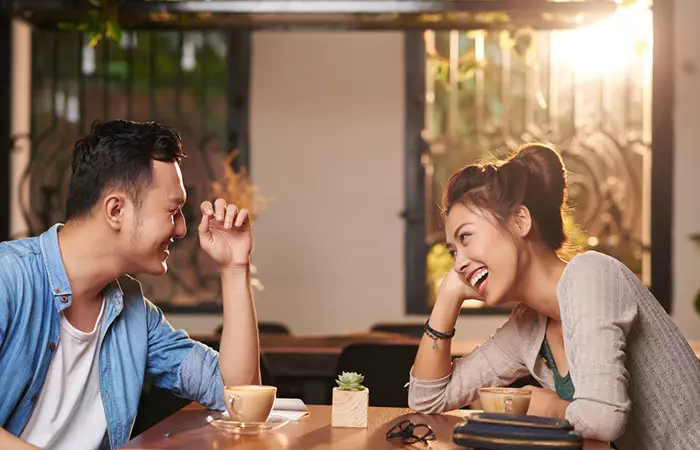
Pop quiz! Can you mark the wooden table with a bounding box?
[258,334,700,359]
[259,333,480,356]
[124,403,611,450]
[192,333,700,405]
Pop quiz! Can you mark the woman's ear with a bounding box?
[511,205,533,238]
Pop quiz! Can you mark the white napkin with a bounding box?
[271,398,310,421]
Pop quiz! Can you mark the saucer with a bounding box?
[207,414,290,435]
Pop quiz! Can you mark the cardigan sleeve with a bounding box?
[408,305,533,413]
[559,252,637,442]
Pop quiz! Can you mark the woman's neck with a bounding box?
[515,245,568,321]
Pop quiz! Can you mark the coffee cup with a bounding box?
[223,385,277,423]
[478,387,531,414]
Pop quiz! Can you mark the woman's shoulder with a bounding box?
[558,250,643,316]
[561,250,636,283]
[567,249,623,268]
[506,302,545,337]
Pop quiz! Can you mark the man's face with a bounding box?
[120,161,187,276]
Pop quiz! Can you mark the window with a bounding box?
[22,30,249,312]
[405,1,664,314]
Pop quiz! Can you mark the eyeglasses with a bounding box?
[385,419,436,444]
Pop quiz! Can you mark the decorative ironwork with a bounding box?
[19,29,245,311]
[418,4,654,309]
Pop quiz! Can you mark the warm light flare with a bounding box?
[552,5,652,77]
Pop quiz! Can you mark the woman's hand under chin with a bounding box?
[437,270,481,306]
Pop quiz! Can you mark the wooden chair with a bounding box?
[370,322,425,339]
[215,321,292,336]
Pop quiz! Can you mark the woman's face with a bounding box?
[445,202,523,306]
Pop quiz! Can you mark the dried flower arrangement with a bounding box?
[209,150,272,291]
[209,150,272,220]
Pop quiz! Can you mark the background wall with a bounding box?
[670,0,700,340]
[247,31,506,338]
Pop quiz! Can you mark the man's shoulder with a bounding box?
[0,236,44,283]
[0,237,45,320]
[0,235,42,260]
[116,274,159,313]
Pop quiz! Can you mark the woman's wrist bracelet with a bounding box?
[424,319,456,349]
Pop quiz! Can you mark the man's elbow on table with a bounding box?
[567,401,628,443]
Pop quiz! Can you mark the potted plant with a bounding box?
[331,372,369,428]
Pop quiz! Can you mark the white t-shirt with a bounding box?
[20,300,108,450]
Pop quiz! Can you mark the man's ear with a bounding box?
[511,205,533,238]
[103,193,127,231]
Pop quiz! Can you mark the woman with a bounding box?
[408,144,700,449]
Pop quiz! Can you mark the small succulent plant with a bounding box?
[335,372,367,391]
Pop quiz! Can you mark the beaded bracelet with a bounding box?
[424,319,456,349]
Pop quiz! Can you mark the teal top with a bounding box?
[541,338,575,402]
[541,341,614,447]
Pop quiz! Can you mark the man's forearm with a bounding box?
[0,428,40,450]
[218,266,261,386]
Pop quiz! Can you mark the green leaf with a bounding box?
[695,290,700,316]
[106,19,123,43]
[89,32,104,47]
[335,371,367,390]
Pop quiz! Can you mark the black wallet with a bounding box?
[453,412,584,449]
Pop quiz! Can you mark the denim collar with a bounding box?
[39,224,124,314]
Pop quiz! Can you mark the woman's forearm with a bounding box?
[412,295,463,380]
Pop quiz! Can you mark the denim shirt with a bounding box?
[0,225,226,449]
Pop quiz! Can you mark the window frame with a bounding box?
[403,6,674,315]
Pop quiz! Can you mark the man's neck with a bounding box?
[57,221,123,303]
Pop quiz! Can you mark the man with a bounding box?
[0,120,260,450]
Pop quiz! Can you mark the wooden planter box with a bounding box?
[331,387,369,428]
